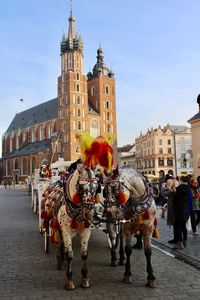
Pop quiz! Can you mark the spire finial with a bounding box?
[68,0,75,41]
[70,0,73,16]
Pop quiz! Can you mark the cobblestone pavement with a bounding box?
[153,207,200,267]
[0,189,200,300]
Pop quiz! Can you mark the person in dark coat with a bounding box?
[172,176,190,249]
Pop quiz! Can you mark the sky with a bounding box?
[0,0,200,157]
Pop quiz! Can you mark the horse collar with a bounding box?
[65,199,85,222]
[134,195,153,215]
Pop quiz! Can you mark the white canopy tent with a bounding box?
[50,158,73,170]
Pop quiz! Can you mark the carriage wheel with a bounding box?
[33,193,38,214]
[44,231,49,254]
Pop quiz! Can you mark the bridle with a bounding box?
[63,168,98,221]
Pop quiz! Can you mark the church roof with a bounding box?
[5,139,52,158]
[5,98,57,134]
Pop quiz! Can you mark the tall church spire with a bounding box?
[60,0,83,53]
[68,0,75,41]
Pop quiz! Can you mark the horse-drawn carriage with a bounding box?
[36,133,159,290]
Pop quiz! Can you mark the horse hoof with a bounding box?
[146,280,156,288]
[65,280,75,290]
[118,260,125,266]
[111,261,117,267]
[123,276,132,284]
[81,278,90,288]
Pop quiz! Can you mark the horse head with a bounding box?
[103,166,125,221]
[63,165,99,222]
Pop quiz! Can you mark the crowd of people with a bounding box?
[157,172,200,250]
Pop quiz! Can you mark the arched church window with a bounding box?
[6,160,11,176]
[78,121,81,131]
[14,159,19,170]
[107,112,110,121]
[31,157,36,174]
[32,129,35,142]
[76,73,80,80]
[106,101,109,109]
[90,120,99,138]
[77,84,80,92]
[105,85,109,94]
[68,53,72,69]
[77,96,81,105]
[78,109,81,117]
[107,124,111,133]
[22,158,27,175]
[91,87,95,96]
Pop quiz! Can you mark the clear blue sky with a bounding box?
[0,0,200,157]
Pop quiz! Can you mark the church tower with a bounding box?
[57,6,88,161]
[87,47,117,147]
[57,4,117,163]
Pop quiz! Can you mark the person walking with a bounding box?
[172,176,190,249]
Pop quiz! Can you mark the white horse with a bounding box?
[41,165,99,290]
[58,166,99,290]
[103,166,158,288]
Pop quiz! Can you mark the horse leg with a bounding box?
[80,228,91,288]
[62,230,75,290]
[107,223,118,266]
[119,225,125,265]
[143,231,156,288]
[56,238,65,270]
[123,229,132,284]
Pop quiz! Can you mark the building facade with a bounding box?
[134,124,192,177]
[117,144,135,167]
[0,8,117,182]
[188,95,200,177]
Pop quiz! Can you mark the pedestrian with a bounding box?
[157,170,166,206]
[3,180,7,189]
[8,180,12,189]
[172,176,190,249]
[195,176,200,225]
[12,180,16,189]
[161,178,179,244]
[188,177,200,234]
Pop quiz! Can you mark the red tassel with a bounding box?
[72,193,80,204]
[52,220,60,229]
[154,218,158,226]
[144,210,150,220]
[119,192,127,204]
[41,211,47,219]
[71,219,77,229]
[137,214,144,225]
[84,220,90,228]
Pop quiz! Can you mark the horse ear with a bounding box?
[112,165,119,179]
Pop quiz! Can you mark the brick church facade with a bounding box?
[0,8,117,182]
